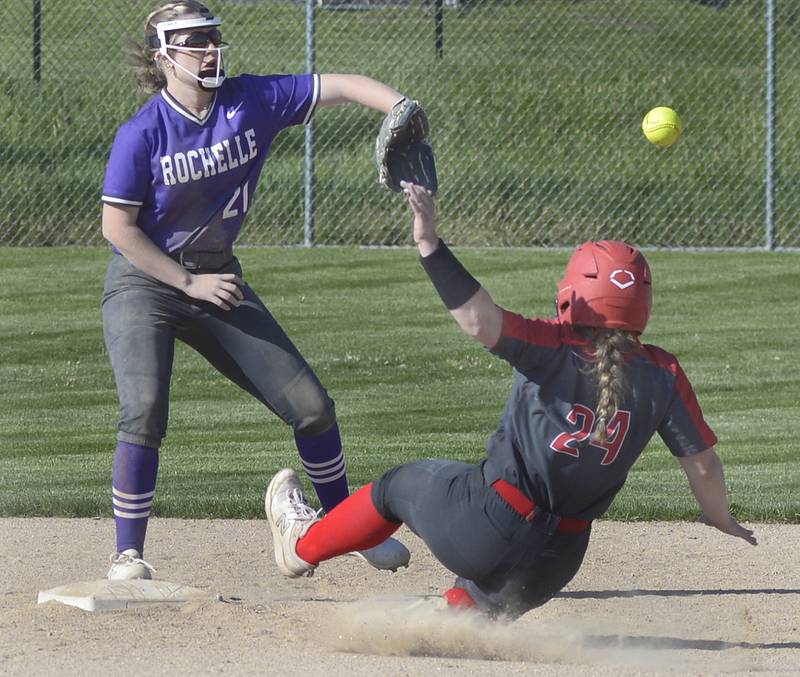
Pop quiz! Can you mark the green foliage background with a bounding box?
[4,1,800,247]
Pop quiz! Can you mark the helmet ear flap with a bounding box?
[555,283,572,321]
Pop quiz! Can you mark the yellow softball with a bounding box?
[642,106,683,148]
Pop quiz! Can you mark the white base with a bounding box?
[37,579,212,612]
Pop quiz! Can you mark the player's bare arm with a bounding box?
[102,203,243,311]
[317,74,404,113]
[678,447,757,545]
[404,182,502,348]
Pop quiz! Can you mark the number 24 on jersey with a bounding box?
[550,404,631,466]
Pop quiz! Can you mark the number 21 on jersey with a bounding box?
[549,404,631,465]
[223,180,249,219]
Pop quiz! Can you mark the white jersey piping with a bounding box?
[160,88,218,126]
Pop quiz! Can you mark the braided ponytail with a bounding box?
[582,328,639,445]
[125,1,213,95]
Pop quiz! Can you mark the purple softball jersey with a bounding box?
[483,310,718,521]
[101,73,320,253]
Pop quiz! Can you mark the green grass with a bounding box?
[4,0,800,246]
[1,247,798,522]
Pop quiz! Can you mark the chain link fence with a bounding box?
[3,1,799,248]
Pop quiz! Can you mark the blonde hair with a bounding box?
[125,1,214,95]
[579,328,640,445]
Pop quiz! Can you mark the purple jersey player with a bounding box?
[264,183,757,619]
[102,0,412,579]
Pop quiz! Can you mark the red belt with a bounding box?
[491,479,591,534]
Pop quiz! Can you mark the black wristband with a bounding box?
[419,239,482,310]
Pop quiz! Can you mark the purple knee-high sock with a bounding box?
[112,441,159,555]
[294,423,348,513]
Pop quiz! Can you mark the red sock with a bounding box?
[296,484,400,565]
[443,587,477,609]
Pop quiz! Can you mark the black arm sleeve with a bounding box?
[419,239,482,310]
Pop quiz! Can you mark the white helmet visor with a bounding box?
[150,16,229,89]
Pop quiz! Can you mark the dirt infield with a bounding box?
[1,518,798,676]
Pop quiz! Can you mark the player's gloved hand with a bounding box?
[403,181,438,256]
[375,99,437,195]
[700,513,758,546]
[184,273,245,311]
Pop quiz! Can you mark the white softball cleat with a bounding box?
[107,549,156,580]
[349,537,410,572]
[265,469,319,578]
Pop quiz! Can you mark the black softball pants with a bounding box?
[371,459,591,619]
[102,255,336,449]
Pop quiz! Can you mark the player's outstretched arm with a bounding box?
[678,447,757,546]
[102,204,244,311]
[404,182,502,348]
[317,74,404,113]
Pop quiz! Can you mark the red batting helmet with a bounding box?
[556,240,652,334]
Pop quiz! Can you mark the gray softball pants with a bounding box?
[371,459,591,619]
[102,255,336,449]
